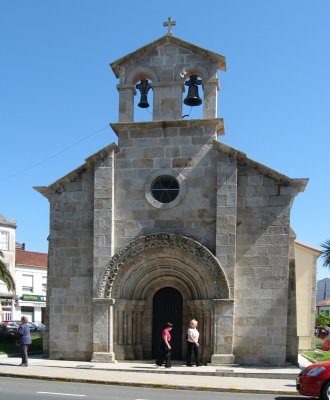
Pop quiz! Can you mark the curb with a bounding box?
[49,365,299,380]
[302,354,317,364]
[0,371,299,395]
[0,361,298,380]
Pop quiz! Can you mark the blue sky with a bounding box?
[1,1,329,278]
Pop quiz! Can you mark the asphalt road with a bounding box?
[0,377,303,400]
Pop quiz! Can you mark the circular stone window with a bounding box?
[151,175,179,203]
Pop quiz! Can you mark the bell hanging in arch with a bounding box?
[183,75,202,107]
[136,79,152,108]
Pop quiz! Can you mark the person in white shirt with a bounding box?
[186,319,201,366]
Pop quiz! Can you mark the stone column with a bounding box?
[203,78,218,119]
[216,153,238,297]
[211,299,235,365]
[187,300,214,362]
[92,149,116,297]
[91,298,116,363]
[152,81,183,121]
[118,308,124,345]
[117,84,135,122]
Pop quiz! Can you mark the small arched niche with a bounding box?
[117,67,158,123]
[182,73,204,120]
[179,65,218,120]
[134,77,153,122]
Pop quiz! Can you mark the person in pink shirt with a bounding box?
[155,322,173,368]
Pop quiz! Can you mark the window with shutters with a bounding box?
[22,274,33,293]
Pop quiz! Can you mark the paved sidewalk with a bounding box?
[0,354,310,394]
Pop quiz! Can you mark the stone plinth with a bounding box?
[91,352,117,363]
[211,354,235,365]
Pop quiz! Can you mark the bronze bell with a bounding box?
[184,75,202,107]
[136,79,151,108]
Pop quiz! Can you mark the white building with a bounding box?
[0,213,48,323]
[15,249,48,323]
[0,214,16,321]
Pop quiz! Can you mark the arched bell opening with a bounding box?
[178,65,218,120]
[119,67,159,123]
[182,73,204,120]
[134,77,153,122]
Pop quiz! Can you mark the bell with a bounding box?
[136,79,151,108]
[184,75,202,107]
[138,93,149,108]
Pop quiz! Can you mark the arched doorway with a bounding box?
[96,233,232,362]
[152,287,183,360]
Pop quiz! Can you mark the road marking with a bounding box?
[37,392,86,397]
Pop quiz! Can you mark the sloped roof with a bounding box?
[34,142,119,198]
[16,249,48,268]
[0,213,16,228]
[295,240,321,254]
[213,140,308,190]
[110,35,226,78]
[34,121,308,199]
[317,298,330,307]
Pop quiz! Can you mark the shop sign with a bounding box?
[21,295,46,302]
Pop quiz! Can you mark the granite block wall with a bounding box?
[92,152,115,296]
[47,169,94,360]
[117,42,219,121]
[234,166,294,365]
[113,120,219,254]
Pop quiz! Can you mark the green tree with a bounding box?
[316,312,330,328]
[321,239,330,268]
[0,250,15,292]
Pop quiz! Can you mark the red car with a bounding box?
[297,361,330,400]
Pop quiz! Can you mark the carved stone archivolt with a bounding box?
[98,233,229,299]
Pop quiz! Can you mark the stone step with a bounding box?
[73,364,298,380]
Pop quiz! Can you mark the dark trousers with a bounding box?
[155,346,171,368]
[186,341,200,366]
[20,344,30,365]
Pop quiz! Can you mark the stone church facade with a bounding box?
[36,32,308,366]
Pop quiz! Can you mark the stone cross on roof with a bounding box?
[163,16,176,36]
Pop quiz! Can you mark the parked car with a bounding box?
[33,323,46,336]
[0,320,45,339]
[297,361,330,400]
[0,321,19,338]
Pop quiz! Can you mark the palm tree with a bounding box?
[0,250,15,292]
[321,240,330,268]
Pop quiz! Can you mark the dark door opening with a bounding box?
[152,287,183,360]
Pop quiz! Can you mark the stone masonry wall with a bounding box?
[235,165,294,366]
[114,121,219,254]
[92,152,115,296]
[118,42,219,121]
[216,152,237,297]
[92,152,116,356]
[47,169,94,360]
[120,43,217,85]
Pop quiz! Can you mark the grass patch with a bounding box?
[304,351,330,363]
[0,336,43,355]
